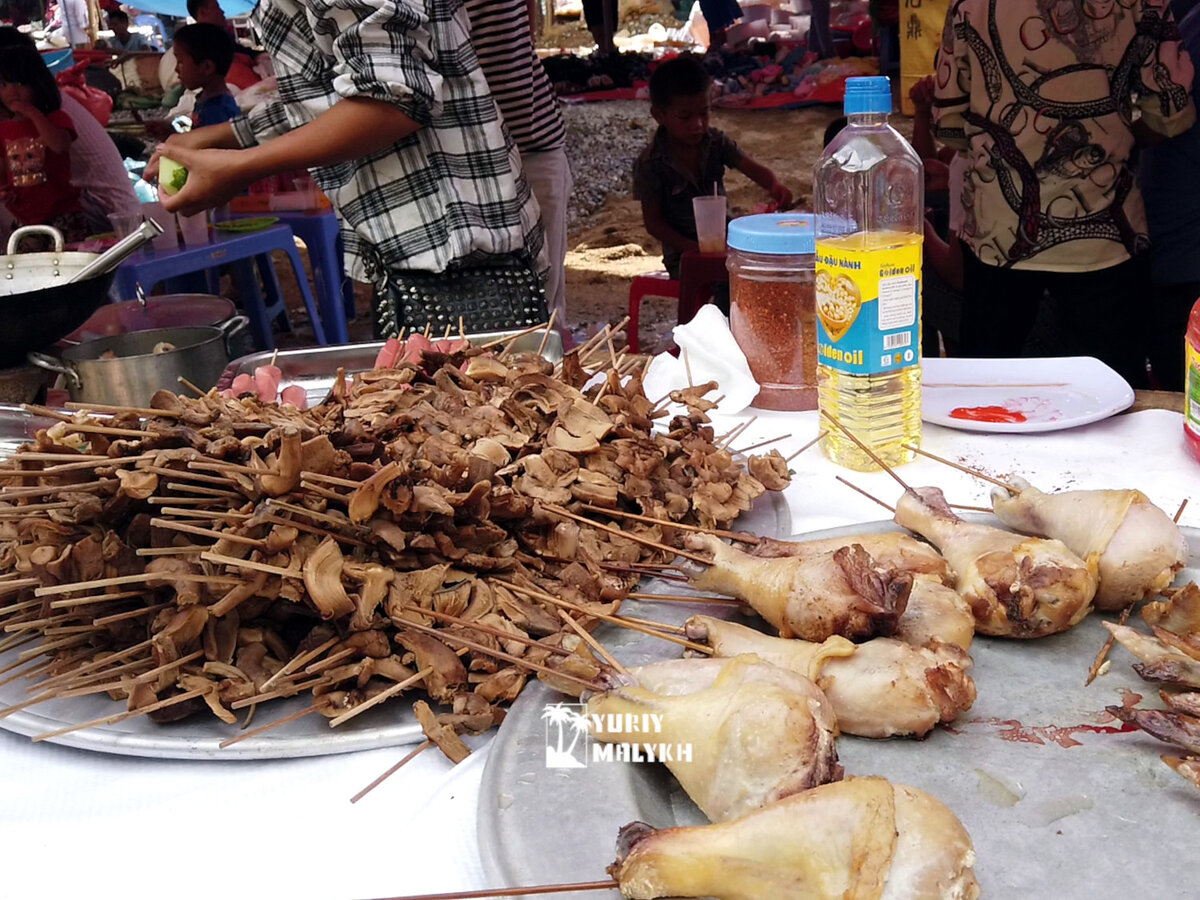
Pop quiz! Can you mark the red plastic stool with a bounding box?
[628,271,680,353]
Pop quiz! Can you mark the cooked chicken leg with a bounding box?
[610,776,981,900]
[748,532,973,650]
[895,487,1097,638]
[992,477,1188,610]
[684,534,912,642]
[752,532,952,584]
[897,576,975,651]
[585,655,842,822]
[685,616,975,738]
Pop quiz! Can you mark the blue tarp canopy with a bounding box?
[123,0,255,19]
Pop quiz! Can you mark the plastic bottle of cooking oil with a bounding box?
[814,76,924,471]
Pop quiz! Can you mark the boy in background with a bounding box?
[633,55,792,282]
[173,23,239,129]
[102,10,156,52]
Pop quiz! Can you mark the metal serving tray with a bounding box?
[479,520,1200,899]
[222,329,564,409]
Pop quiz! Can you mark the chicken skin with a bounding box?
[684,533,912,642]
[992,477,1187,611]
[685,616,975,739]
[610,776,981,900]
[895,487,1097,638]
[585,656,842,822]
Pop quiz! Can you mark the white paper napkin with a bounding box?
[641,306,760,414]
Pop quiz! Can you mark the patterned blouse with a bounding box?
[934,0,1195,271]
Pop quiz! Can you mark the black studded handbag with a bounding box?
[374,256,548,338]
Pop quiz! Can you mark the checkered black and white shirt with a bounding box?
[230,0,545,284]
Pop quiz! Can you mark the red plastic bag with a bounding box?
[55,61,113,127]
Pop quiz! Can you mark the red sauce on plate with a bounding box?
[949,405,1027,424]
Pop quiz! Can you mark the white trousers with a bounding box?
[520,146,572,331]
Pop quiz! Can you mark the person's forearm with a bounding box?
[236,97,419,183]
[911,109,937,161]
[25,109,70,154]
[647,219,698,254]
[737,157,779,192]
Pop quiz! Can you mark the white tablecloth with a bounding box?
[2,409,1199,900]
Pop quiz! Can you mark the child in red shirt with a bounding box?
[0,45,95,247]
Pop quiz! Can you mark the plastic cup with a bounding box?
[108,212,141,239]
[177,211,209,246]
[693,195,728,254]
[142,201,178,251]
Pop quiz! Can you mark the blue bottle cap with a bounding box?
[843,76,892,116]
[727,213,816,255]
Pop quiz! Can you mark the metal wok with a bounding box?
[0,223,159,368]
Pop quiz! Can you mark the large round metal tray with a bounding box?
[478,520,1200,899]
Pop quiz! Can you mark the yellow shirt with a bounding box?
[934,0,1195,271]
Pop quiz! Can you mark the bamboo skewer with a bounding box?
[614,614,686,635]
[1175,499,1189,523]
[370,879,621,900]
[49,592,154,614]
[732,432,790,455]
[558,611,629,676]
[34,570,239,597]
[626,591,741,606]
[149,518,266,547]
[1086,603,1135,687]
[219,704,321,749]
[229,675,333,710]
[93,603,171,627]
[144,466,240,486]
[598,562,689,583]
[785,429,828,463]
[350,739,433,804]
[132,649,205,685]
[177,376,207,396]
[835,476,895,513]
[136,546,206,557]
[0,480,115,500]
[327,667,433,728]
[0,502,73,516]
[165,482,244,499]
[304,647,357,675]
[396,605,572,658]
[33,687,210,741]
[199,551,301,579]
[821,410,912,492]
[64,401,183,418]
[536,310,558,358]
[901,443,1016,492]
[578,505,760,544]
[158,507,251,522]
[299,480,352,503]
[147,497,236,508]
[259,637,340,692]
[479,320,552,352]
[540,504,711,566]
[397,620,603,693]
[300,471,361,490]
[20,403,73,422]
[498,580,712,656]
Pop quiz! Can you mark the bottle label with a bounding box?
[814,238,922,376]
[1187,338,1200,435]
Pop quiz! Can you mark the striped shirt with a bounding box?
[463,0,566,153]
[231,0,545,282]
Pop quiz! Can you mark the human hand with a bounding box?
[924,159,950,193]
[5,99,37,120]
[771,181,794,209]
[154,143,256,216]
[908,75,936,113]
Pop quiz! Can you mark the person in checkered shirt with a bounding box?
[151,0,546,330]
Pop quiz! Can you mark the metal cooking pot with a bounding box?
[0,222,161,368]
[27,316,249,407]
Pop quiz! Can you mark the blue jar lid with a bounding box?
[727,213,815,255]
[843,76,892,115]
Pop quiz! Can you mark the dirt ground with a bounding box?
[565,104,843,353]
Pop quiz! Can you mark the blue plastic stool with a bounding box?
[113,225,328,351]
[233,208,352,343]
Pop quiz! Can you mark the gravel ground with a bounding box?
[563,100,655,230]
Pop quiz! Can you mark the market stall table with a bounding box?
[112,225,328,351]
[1,404,1198,900]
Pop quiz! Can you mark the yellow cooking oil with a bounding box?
[813,76,924,471]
